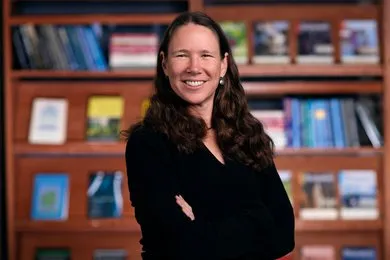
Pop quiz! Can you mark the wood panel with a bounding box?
[9,14,178,25]
[14,156,136,230]
[19,232,142,260]
[13,81,154,142]
[295,232,381,260]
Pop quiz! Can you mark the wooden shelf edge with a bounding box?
[275,147,383,156]
[15,219,140,232]
[14,143,382,156]
[244,81,382,96]
[9,13,178,25]
[11,65,383,79]
[15,219,382,233]
[14,142,126,156]
[238,64,383,77]
[295,219,383,232]
[205,4,379,20]
[11,70,156,79]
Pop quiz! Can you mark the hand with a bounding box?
[175,195,195,221]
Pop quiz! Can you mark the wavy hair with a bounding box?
[123,11,274,171]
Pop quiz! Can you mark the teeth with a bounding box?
[185,81,204,87]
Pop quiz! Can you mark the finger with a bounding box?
[182,208,195,220]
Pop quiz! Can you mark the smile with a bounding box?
[184,80,205,88]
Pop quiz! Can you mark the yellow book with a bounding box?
[86,96,124,141]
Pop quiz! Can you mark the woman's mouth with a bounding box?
[184,80,205,89]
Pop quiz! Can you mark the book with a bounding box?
[301,245,335,260]
[299,172,338,220]
[94,249,127,260]
[342,246,377,260]
[35,248,70,260]
[219,21,248,64]
[87,171,123,219]
[340,19,379,64]
[252,21,290,64]
[31,173,69,221]
[279,170,293,205]
[338,170,378,220]
[28,97,68,144]
[86,95,124,141]
[297,21,334,64]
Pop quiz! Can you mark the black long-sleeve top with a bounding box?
[125,124,295,260]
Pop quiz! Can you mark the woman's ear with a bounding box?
[220,52,228,77]
[160,51,168,75]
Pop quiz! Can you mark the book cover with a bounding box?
[219,21,248,64]
[35,248,70,260]
[94,249,127,260]
[342,246,377,260]
[279,170,293,205]
[252,21,290,64]
[340,19,379,64]
[28,97,68,144]
[86,95,124,141]
[31,173,69,221]
[250,109,286,148]
[301,245,335,260]
[297,21,334,64]
[299,172,338,220]
[87,171,123,219]
[338,170,378,219]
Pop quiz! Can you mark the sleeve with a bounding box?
[125,127,292,260]
[251,163,296,259]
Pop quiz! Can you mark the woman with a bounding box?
[123,11,295,260]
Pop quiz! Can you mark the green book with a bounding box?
[35,248,70,260]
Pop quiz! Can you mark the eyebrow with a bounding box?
[171,49,217,55]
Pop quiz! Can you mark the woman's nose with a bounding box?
[186,56,201,73]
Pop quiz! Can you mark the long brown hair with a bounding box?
[122,11,274,171]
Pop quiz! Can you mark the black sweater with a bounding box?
[125,125,295,260]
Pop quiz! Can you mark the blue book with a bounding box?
[31,173,69,220]
[342,246,377,260]
[87,171,123,219]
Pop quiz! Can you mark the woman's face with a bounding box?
[162,23,228,107]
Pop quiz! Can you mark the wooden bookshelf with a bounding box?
[3,0,390,259]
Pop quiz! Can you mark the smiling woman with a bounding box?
[161,22,228,111]
[122,11,295,260]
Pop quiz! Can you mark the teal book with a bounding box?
[87,171,123,219]
[35,248,70,260]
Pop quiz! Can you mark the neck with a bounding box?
[188,102,213,129]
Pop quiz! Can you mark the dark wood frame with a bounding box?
[3,0,390,259]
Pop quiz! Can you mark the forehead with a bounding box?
[169,23,220,51]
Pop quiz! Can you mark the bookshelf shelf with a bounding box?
[15,219,382,233]
[205,4,379,20]
[244,81,382,96]
[11,70,157,79]
[238,64,383,77]
[14,143,382,157]
[11,64,383,80]
[295,220,383,232]
[14,142,126,156]
[275,147,383,156]
[15,220,140,233]
[9,13,178,25]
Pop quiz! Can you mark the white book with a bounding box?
[28,97,68,144]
